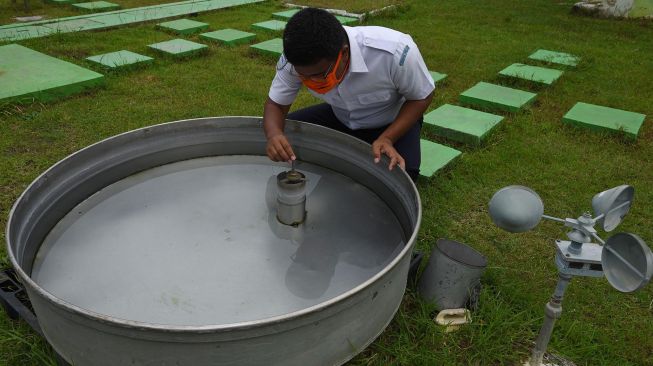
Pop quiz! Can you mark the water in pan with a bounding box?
[31,156,406,326]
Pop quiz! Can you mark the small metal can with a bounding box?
[276,170,307,226]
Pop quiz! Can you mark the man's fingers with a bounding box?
[268,144,282,162]
[280,138,296,161]
[383,148,405,172]
[389,150,403,171]
[275,141,291,162]
[270,135,291,162]
[372,143,381,163]
[266,144,275,161]
[271,140,289,161]
[398,155,406,170]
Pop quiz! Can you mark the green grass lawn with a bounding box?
[1,0,653,365]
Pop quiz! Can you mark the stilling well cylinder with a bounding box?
[276,170,307,226]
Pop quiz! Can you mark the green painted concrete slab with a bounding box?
[50,0,79,5]
[148,38,208,57]
[424,104,504,145]
[459,82,537,112]
[1,26,52,40]
[419,139,461,178]
[429,70,447,83]
[499,63,564,85]
[44,18,105,33]
[200,28,255,45]
[86,50,153,69]
[528,49,579,67]
[73,1,121,12]
[562,102,646,139]
[250,38,283,57]
[0,0,264,42]
[272,9,357,24]
[251,19,286,32]
[0,44,104,104]
[335,15,358,25]
[157,19,209,35]
[272,9,299,20]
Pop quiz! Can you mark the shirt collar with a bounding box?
[344,26,368,73]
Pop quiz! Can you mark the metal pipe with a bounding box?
[591,232,605,245]
[542,214,566,223]
[529,273,572,366]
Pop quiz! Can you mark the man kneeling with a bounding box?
[263,8,435,181]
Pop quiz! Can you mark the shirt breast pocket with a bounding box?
[357,91,392,105]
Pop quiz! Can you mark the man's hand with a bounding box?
[263,97,295,163]
[372,137,405,171]
[267,133,296,162]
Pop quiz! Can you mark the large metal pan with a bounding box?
[6,117,421,366]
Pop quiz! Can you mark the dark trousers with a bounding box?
[287,103,421,181]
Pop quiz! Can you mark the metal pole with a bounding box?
[529,273,572,366]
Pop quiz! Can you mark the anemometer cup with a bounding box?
[592,185,634,232]
[489,185,544,233]
[602,233,653,293]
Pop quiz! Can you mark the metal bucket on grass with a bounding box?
[418,239,487,310]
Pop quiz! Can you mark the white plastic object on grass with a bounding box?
[434,308,471,333]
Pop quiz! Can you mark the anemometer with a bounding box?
[489,185,652,366]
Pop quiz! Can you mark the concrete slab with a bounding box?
[250,38,283,57]
[272,9,299,20]
[335,15,358,25]
[43,18,105,32]
[49,0,79,4]
[200,28,255,45]
[157,19,209,35]
[420,139,461,177]
[251,19,286,32]
[0,44,104,104]
[424,104,504,145]
[86,50,153,69]
[73,1,121,12]
[459,82,537,112]
[1,26,52,40]
[148,39,208,57]
[272,9,357,24]
[562,102,646,139]
[429,70,447,84]
[499,63,564,85]
[0,0,264,42]
[528,49,579,67]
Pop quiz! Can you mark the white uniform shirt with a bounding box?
[268,26,435,130]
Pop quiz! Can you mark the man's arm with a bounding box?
[263,97,296,162]
[373,35,435,171]
[373,91,434,170]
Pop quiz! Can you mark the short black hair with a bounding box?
[283,8,347,66]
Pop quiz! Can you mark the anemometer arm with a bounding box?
[541,212,606,245]
[541,214,565,223]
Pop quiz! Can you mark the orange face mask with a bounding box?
[299,49,349,94]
